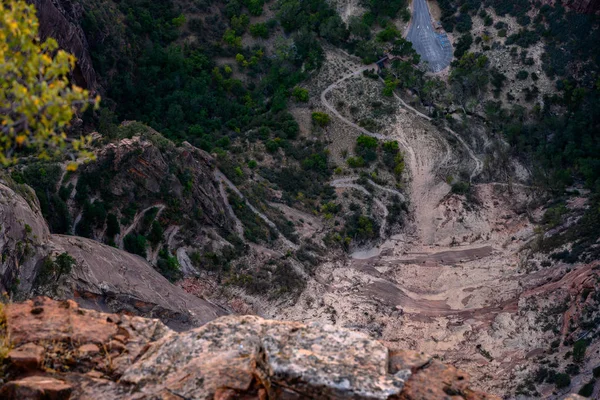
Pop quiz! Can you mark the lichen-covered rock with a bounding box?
[121,315,409,399]
[1,297,496,400]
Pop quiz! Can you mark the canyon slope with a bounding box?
[1,0,598,398]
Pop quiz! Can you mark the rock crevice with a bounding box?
[0,297,497,400]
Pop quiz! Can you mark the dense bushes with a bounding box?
[312,112,331,126]
[343,213,379,241]
[35,252,76,286]
[361,0,407,19]
[124,234,148,258]
[12,164,71,234]
[454,34,473,58]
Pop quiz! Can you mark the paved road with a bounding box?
[405,0,453,73]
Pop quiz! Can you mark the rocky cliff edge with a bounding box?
[0,180,226,329]
[0,297,498,400]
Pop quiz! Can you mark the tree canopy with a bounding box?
[0,0,98,167]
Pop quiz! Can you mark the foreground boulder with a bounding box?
[0,297,497,399]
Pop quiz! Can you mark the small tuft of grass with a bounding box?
[0,301,14,378]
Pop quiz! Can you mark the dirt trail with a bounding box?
[271,50,576,397]
[320,67,388,140]
[118,204,166,249]
[388,87,483,181]
[331,176,406,201]
[214,171,245,238]
[215,170,299,250]
[322,63,484,244]
[330,179,389,237]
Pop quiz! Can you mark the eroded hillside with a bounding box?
[1,0,599,398]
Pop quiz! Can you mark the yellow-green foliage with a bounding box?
[311,112,331,127]
[0,0,99,167]
[0,301,11,365]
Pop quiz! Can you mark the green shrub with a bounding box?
[516,70,529,80]
[249,22,269,38]
[148,221,164,248]
[356,135,378,149]
[347,156,365,168]
[172,14,185,27]
[292,86,309,102]
[106,213,120,239]
[376,26,399,42]
[578,380,595,397]
[451,181,470,195]
[383,140,399,152]
[312,112,331,127]
[124,234,148,258]
[573,340,587,363]
[555,373,571,388]
[37,252,76,285]
[393,152,405,177]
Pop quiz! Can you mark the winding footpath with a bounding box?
[118,204,166,249]
[331,176,406,201]
[321,65,484,182]
[321,63,487,246]
[320,67,387,141]
[330,180,389,238]
[387,84,484,181]
[214,170,299,250]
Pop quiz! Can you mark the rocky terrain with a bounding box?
[0,296,499,399]
[554,0,600,14]
[1,0,598,398]
[266,37,600,398]
[28,0,97,90]
[0,178,226,329]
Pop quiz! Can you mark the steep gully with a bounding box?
[214,170,299,250]
[207,63,487,255]
[321,63,485,252]
[312,60,550,321]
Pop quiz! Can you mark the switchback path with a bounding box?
[388,87,484,181]
[331,176,406,202]
[321,65,484,184]
[330,180,389,238]
[118,204,166,249]
[215,170,299,250]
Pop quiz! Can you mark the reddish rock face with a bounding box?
[7,343,44,370]
[0,180,227,330]
[0,297,497,400]
[0,376,73,400]
[6,298,117,346]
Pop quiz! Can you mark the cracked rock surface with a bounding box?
[0,297,497,400]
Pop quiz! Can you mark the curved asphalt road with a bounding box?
[405,0,453,73]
